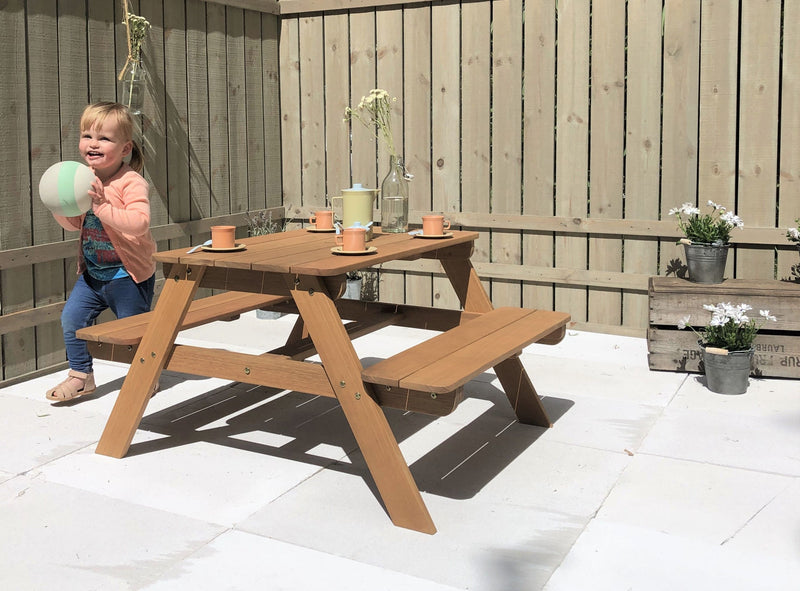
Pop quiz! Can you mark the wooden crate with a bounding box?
[648,277,800,378]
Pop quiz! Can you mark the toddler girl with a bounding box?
[46,102,157,401]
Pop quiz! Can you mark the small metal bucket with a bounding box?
[702,347,754,394]
[684,243,729,284]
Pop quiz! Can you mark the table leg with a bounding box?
[290,278,436,534]
[95,264,204,458]
[440,257,552,427]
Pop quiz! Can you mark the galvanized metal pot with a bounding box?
[701,346,754,394]
[684,243,729,284]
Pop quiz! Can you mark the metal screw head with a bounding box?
[139,357,145,364]
[430,392,438,399]
[354,393,361,400]
[339,380,346,387]
[244,367,251,375]
[151,351,156,358]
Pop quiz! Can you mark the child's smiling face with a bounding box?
[79,122,132,181]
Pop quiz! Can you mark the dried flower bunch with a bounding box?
[118,0,150,79]
[787,219,800,243]
[344,89,398,157]
[669,201,743,245]
[678,302,776,352]
[245,208,295,236]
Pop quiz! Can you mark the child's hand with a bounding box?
[88,176,109,206]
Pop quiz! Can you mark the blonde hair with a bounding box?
[80,102,144,173]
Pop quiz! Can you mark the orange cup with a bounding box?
[335,227,367,252]
[422,214,450,236]
[210,225,236,249]
[310,210,334,230]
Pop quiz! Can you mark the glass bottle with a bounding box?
[380,155,410,233]
[120,58,147,115]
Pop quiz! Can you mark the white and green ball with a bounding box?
[39,161,94,216]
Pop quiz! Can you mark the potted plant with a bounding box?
[668,201,743,284]
[678,303,776,394]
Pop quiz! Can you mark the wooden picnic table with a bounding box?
[87,228,569,534]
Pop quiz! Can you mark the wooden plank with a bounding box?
[489,0,522,308]
[207,1,232,217]
[1,0,32,381]
[403,4,432,308]
[141,0,169,230]
[349,9,378,189]
[648,277,800,331]
[280,16,302,208]
[623,0,663,329]
[298,14,325,209]
[376,6,405,304]
[245,10,267,213]
[262,13,283,209]
[28,1,67,372]
[648,327,800,379]
[554,0,590,321]
[187,0,212,226]
[737,0,781,280]
[323,12,350,207]
[660,0,700,271]
[226,6,249,215]
[87,0,117,100]
[779,3,800,282]
[165,1,191,250]
[460,0,491,305]
[522,0,556,312]
[588,2,625,326]
[431,0,461,310]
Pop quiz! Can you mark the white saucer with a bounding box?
[200,243,247,252]
[331,246,378,255]
[414,232,454,239]
[307,226,336,233]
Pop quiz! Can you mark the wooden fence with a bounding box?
[1,0,799,384]
[0,0,282,384]
[278,0,799,333]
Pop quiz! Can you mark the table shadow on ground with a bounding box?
[127,369,573,503]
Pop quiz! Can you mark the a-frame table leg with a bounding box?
[95,264,205,458]
[440,256,552,427]
[290,277,436,534]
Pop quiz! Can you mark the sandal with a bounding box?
[46,370,96,401]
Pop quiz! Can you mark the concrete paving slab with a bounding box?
[140,529,465,591]
[0,473,224,591]
[543,519,799,591]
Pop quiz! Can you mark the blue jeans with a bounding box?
[62,272,155,373]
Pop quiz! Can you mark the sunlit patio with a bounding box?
[1,313,798,590]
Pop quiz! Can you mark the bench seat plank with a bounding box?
[362,308,570,394]
[77,292,289,345]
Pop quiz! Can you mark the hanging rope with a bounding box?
[117,0,149,81]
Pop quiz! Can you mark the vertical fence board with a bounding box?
[431,0,461,310]
[1,1,33,380]
[404,5,432,307]
[226,7,249,214]
[280,17,301,208]
[88,0,117,101]
[187,0,212,222]
[349,10,378,189]
[622,0,663,327]
[165,1,191,248]
[141,0,168,231]
[323,13,350,207]
[554,0,590,321]
[245,11,267,212]
[299,15,325,208]
[736,0,780,279]
[263,13,283,209]
[780,2,800,281]
[588,2,625,326]
[490,0,523,308]
[460,0,491,300]
[376,6,405,304]
[522,0,556,312]
[29,1,67,371]
[661,0,700,270]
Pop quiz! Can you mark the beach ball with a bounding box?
[38,161,94,216]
